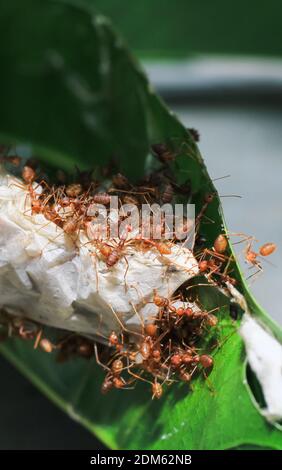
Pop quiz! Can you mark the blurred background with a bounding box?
[1,0,281,449]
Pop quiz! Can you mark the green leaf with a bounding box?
[0,0,281,450]
[90,0,282,59]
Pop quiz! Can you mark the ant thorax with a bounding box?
[0,166,199,345]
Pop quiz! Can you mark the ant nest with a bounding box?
[0,149,245,398]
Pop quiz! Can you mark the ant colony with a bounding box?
[0,143,276,399]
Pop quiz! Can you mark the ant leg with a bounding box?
[93,314,112,346]
[129,302,145,336]
[94,343,111,372]
[202,369,216,394]
[246,267,262,283]
[152,324,172,348]
[34,218,58,234]
[108,303,144,339]
[210,328,237,353]
[33,328,43,349]
[123,256,130,291]
[127,284,146,306]
[128,367,151,385]
[227,232,256,245]
[40,231,67,254]
[222,255,233,277]
[203,249,230,263]
[54,332,75,349]
[92,254,100,293]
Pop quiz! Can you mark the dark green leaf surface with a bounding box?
[90,0,282,58]
[0,0,281,450]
